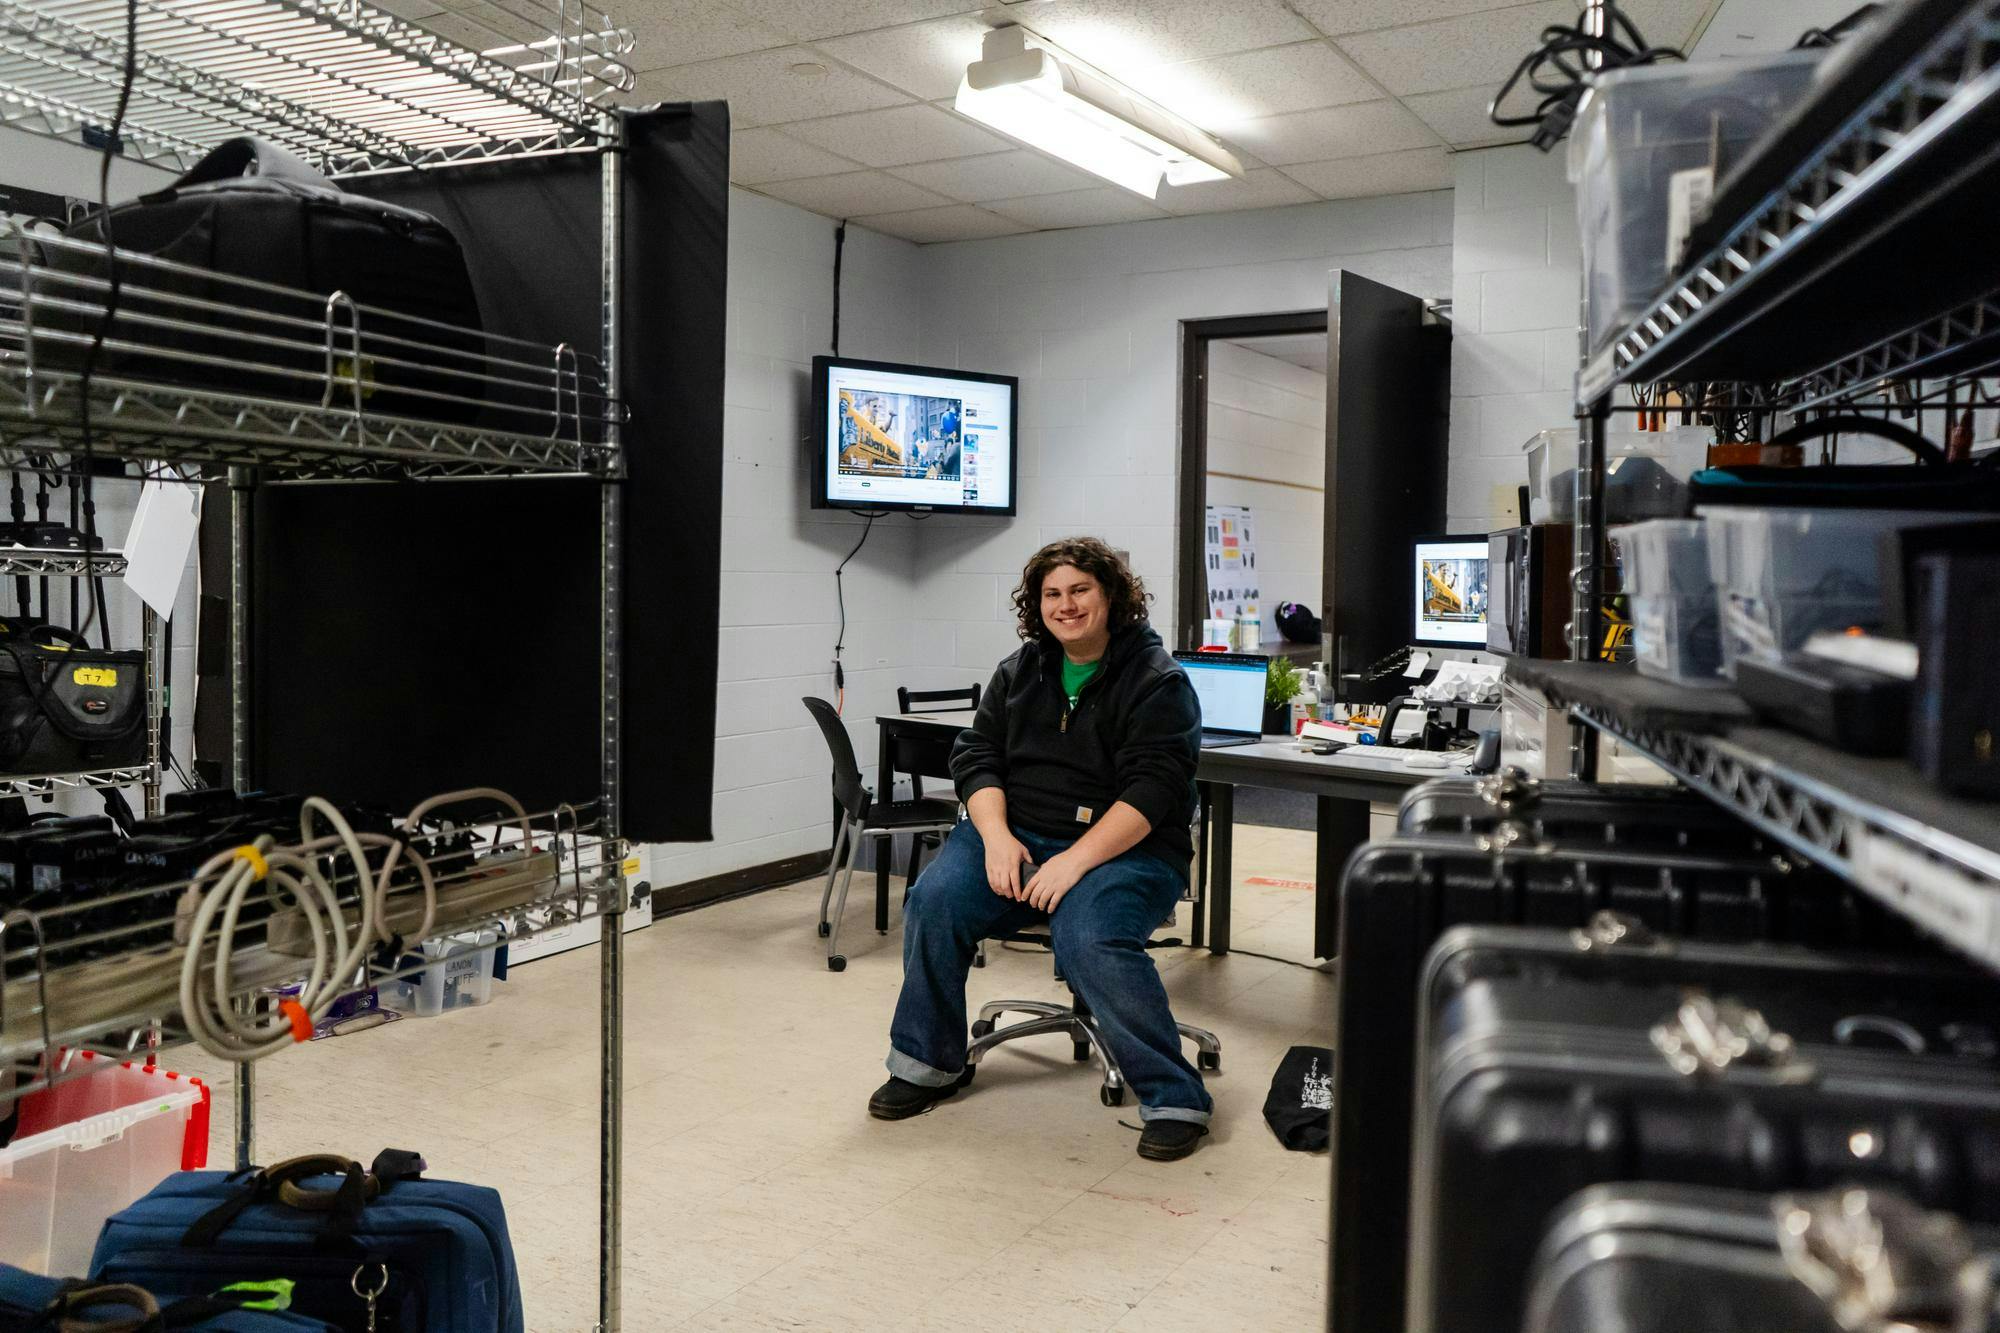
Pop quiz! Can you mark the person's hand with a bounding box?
[983,830,1032,899]
[1022,852,1086,914]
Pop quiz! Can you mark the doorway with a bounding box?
[1174,310,1329,658]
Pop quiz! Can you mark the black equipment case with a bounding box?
[1523,1184,1850,1333]
[1328,822,1919,1333]
[1406,922,2000,1333]
[54,139,486,424]
[1397,771,1778,852]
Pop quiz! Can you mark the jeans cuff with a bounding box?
[1139,1105,1212,1126]
[886,1046,962,1088]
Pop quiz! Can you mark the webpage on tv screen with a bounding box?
[827,367,1010,508]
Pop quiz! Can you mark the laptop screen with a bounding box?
[1173,651,1268,736]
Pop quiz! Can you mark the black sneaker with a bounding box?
[1136,1120,1209,1161]
[868,1069,973,1121]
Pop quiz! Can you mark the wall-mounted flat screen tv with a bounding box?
[810,355,1018,515]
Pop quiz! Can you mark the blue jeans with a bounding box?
[886,821,1212,1125]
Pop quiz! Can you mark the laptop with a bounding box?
[1172,650,1270,749]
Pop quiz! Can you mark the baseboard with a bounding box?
[655,849,832,916]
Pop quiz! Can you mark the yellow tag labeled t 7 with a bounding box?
[73,666,118,687]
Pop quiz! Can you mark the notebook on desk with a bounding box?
[1173,651,1269,749]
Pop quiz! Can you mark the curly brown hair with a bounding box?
[1012,537,1152,645]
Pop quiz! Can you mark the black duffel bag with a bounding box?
[52,138,487,425]
[0,623,145,777]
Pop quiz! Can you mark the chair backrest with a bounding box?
[801,696,869,822]
[896,683,980,714]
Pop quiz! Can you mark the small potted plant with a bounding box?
[1263,658,1303,736]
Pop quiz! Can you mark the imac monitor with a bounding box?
[811,355,1018,515]
[1413,534,1490,647]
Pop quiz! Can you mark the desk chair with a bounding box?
[966,822,1220,1106]
[892,684,980,884]
[804,696,960,972]
[967,925,1221,1106]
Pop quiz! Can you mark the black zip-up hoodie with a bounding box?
[948,621,1201,870]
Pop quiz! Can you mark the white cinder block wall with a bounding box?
[1446,144,1583,536]
[895,194,1453,698]
[645,189,932,888]
[1203,341,1326,622]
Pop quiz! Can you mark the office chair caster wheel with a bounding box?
[827,955,846,973]
[817,922,830,938]
[1072,1041,1090,1063]
[971,1019,994,1040]
[1100,1082,1125,1107]
[1198,1051,1221,1072]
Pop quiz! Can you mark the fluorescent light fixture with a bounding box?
[954,26,1243,200]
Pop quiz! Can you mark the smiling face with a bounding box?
[1040,564,1111,661]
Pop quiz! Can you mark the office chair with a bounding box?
[892,683,980,883]
[966,819,1220,1107]
[803,696,961,972]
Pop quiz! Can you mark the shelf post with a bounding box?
[1568,402,1608,780]
[142,605,162,818]
[228,465,255,1166]
[595,109,625,1333]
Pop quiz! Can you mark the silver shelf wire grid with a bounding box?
[1,801,627,1098]
[2,226,622,478]
[0,546,126,576]
[1575,0,2000,409]
[1560,699,2000,972]
[0,764,153,796]
[0,0,634,176]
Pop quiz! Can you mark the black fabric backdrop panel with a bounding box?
[238,105,726,839]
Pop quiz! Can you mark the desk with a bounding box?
[1196,741,1468,960]
[873,710,977,933]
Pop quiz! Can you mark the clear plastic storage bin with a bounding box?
[1524,427,1708,525]
[1569,50,1822,353]
[1614,519,1723,686]
[389,929,501,1016]
[1701,507,1986,674]
[0,1053,209,1277]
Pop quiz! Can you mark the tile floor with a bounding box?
[174,823,1335,1331]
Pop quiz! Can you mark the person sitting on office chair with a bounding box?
[868,536,1212,1160]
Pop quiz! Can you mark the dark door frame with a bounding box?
[1174,309,1330,650]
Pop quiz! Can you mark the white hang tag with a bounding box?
[121,481,199,619]
[1404,650,1431,677]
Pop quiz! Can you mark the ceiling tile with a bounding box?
[888,148,1096,201]
[1401,85,1530,149]
[1123,41,1382,130]
[1283,146,1454,199]
[726,0,988,43]
[1004,0,1316,72]
[1292,0,1524,37]
[985,186,1169,229]
[854,203,1034,242]
[1226,99,1439,166]
[629,46,912,126]
[730,127,862,184]
[1620,0,1722,52]
[784,103,1011,167]
[1333,2,1572,96]
[374,0,445,21]
[812,12,996,101]
[619,0,791,72]
[756,170,955,216]
[1154,167,1317,216]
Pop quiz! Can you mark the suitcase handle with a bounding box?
[35,1281,161,1333]
[267,1154,384,1214]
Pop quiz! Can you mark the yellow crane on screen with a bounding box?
[839,390,904,471]
[1424,563,1464,616]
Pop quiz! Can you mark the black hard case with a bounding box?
[1408,924,2000,1333]
[1328,832,1914,1333]
[1397,775,1776,851]
[1522,1184,1846,1333]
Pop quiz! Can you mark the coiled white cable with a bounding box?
[178,797,380,1062]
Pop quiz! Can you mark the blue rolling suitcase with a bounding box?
[1,1261,335,1329]
[88,1153,522,1333]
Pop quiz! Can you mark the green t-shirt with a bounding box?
[1061,656,1102,709]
